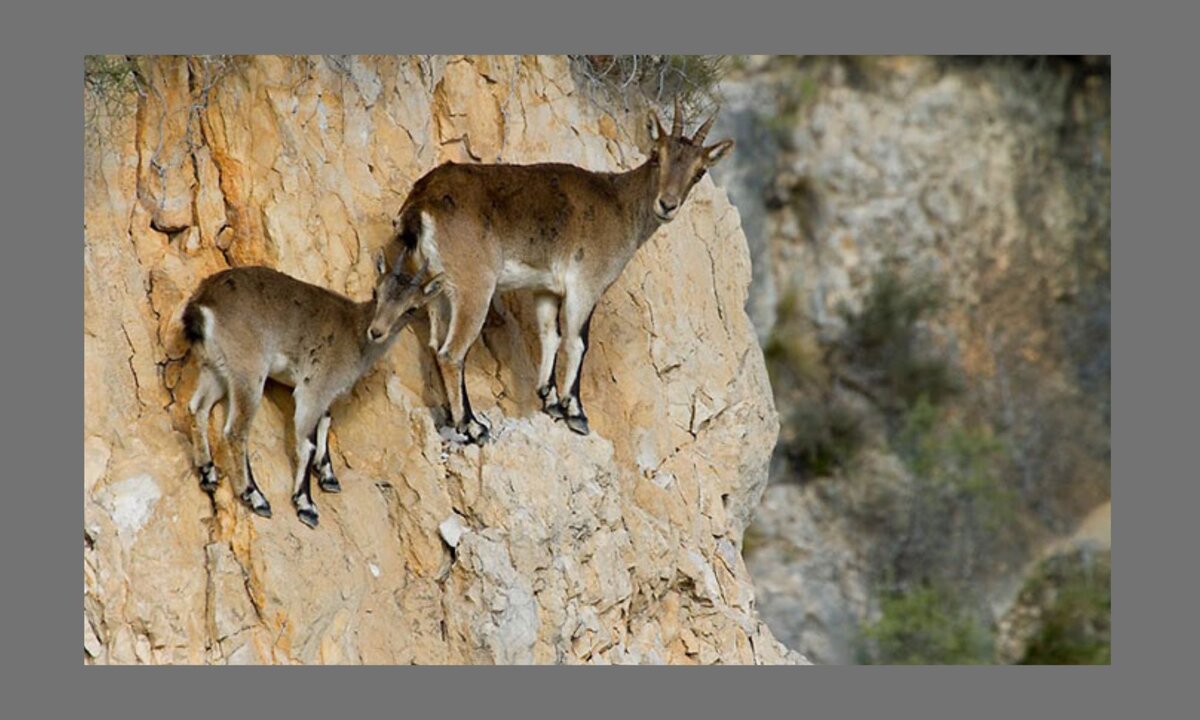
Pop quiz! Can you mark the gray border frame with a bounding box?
[5,0,1185,716]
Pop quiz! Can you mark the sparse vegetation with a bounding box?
[859,584,993,664]
[764,288,866,481]
[1018,551,1111,665]
[851,397,1021,663]
[780,398,865,478]
[570,55,729,118]
[765,266,957,482]
[84,55,145,146]
[837,266,959,420]
[887,398,1019,580]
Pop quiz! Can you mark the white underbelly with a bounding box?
[268,353,296,386]
[497,259,559,292]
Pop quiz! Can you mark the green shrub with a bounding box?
[859,584,993,664]
[780,398,864,478]
[1019,551,1111,665]
[838,266,959,418]
[765,289,865,480]
[896,398,1017,530]
[876,398,1019,587]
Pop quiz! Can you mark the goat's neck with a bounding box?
[351,300,394,370]
[617,160,666,249]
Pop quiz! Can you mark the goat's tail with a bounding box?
[181,300,207,344]
[395,203,424,255]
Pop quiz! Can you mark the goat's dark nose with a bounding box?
[368,328,384,341]
[659,198,678,213]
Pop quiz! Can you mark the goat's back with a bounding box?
[185,266,359,350]
[397,161,631,265]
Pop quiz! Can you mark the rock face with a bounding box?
[83,55,799,664]
[711,56,1110,663]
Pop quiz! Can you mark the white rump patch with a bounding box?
[199,306,215,339]
[417,211,444,274]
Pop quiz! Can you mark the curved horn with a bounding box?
[693,107,719,144]
[672,96,684,137]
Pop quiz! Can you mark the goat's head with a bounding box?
[366,252,444,343]
[646,97,735,223]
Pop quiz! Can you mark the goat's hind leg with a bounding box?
[189,365,225,493]
[310,411,340,493]
[533,292,564,419]
[225,377,272,518]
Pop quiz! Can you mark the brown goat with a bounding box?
[182,258,443,527]
[391,99,733,441]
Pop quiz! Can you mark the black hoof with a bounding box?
[459,417,491,445]
[240,487,272,517]
[198,463,218,493]
[565,414,590,435]
[296,507,319,528]
[545,402,566,420]
[318,475,342,493]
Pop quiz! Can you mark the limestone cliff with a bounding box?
[83,55,800,664]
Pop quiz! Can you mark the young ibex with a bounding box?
[391,99,733,442]
[181,258,443,527]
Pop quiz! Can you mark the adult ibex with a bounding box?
[181,258,443,527]
[392,99,733,442]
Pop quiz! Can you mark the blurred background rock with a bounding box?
[698,55,1110,664]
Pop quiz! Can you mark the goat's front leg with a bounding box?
[310,411,340,493]
[558,290,598,436]
[290,393,325,529]
[533,292,563,418]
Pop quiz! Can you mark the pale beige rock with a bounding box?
[83,55,803,665]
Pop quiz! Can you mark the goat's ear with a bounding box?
[704,139,735,167]
[374,250,388,277]
[421,273,445,298]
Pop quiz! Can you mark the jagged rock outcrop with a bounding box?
[83,55,800,664]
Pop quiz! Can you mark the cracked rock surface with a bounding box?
[84,55,801,664]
